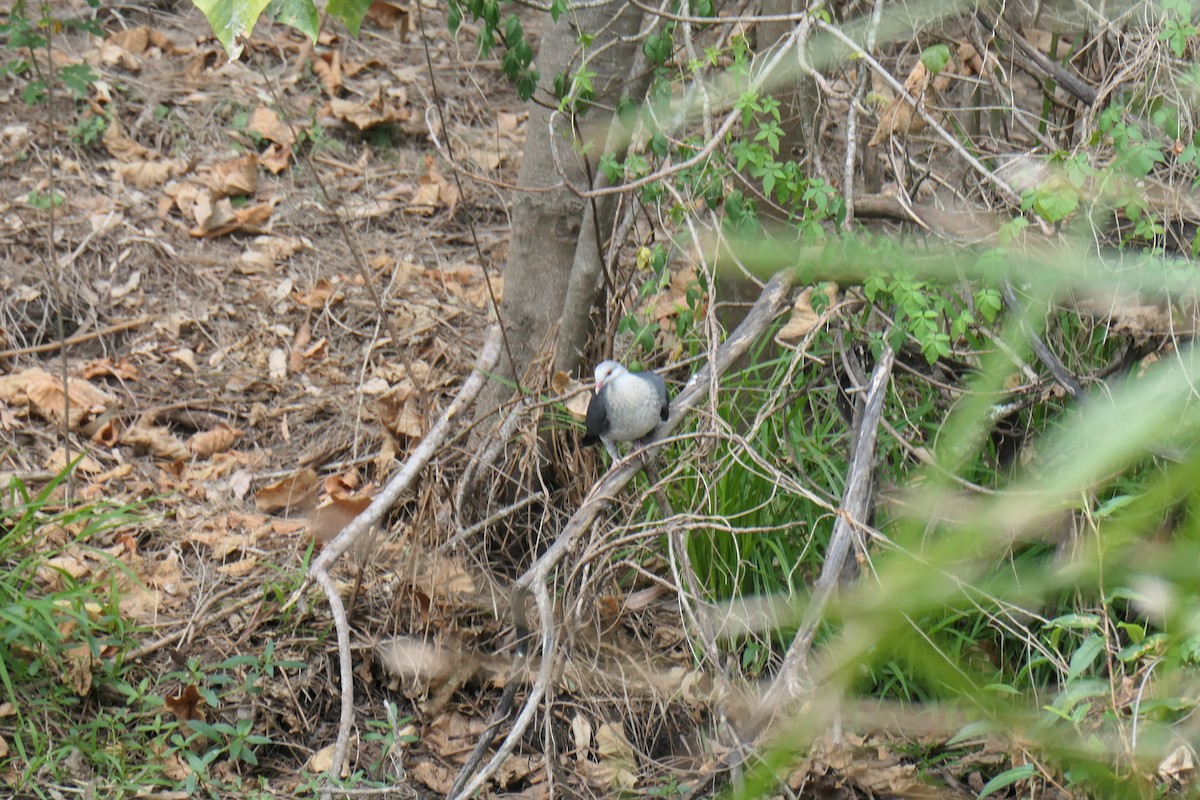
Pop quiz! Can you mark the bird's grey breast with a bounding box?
[602,372,666,441]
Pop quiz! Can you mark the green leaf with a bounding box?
[327,0,373,36]
[920,43,952,74]
[58,63,96,97]
[1067,634,1105,683]
[978,764,1035,798]
[266,0,320,43]
[1095,493,1138,518]
[191,0,274,58]
[1045,613,1101,630]
[1032,181,1079,222]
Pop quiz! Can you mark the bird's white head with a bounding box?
[593,360,626,393]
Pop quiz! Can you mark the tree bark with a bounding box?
[479,5,647,416]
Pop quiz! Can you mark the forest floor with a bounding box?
[0,1,1128,799]
[0,1,538,796]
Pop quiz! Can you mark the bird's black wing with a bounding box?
[582,389,609,446]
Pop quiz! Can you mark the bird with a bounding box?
[582,360,670,462]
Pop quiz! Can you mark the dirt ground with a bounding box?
[1,0,532,794]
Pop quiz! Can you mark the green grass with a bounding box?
[0,468,321,798]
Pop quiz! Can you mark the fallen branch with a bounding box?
[449,268,798,800]
[287,325,502,796]
[0,314,151,360]
[762,338,895,711]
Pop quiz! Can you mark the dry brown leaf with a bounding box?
[307,742,351,777]
[217,556,259,576]
[341,198,398,219]
[206,155,258,198]
[324,469,361,496]
[254,468,319,512]
[463,273,502,308]
[778,284,838,340]
[409,761,455,795]
[366,1,414,32]
[122,418,189,460]
[189,514,266,559]
[405,156,458,215]
[81,357,139,381]
[292,278,338,309]
[308,494,372,545]
[415,554,476,597]
[376,387,424,439]
[239,235,306,273]
[329,94,410,130]
[23,368,113,429]
[375,637,462,694]
[102,117,156,162]
[62,644,95,696]
[113,158,188,189]
[169,348,198,372]
[648,264,703,323]
[188,423,242,458]
[107,26,180,56]
[552,372,591,420]
[38,550,93,587]
[247,105,295,147]
[192,199,275,238]
[312,51,343,96]
[44,448,103,475]
[258,142,292,173]
[571,713,593,759]
[497,755,537,789]
[164,684,206,724]
[585,723,638,790]
[870,42,982,147]
[425,711,487,760]
[1159,743,1196,784]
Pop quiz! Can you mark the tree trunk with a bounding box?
[478,5,647,417]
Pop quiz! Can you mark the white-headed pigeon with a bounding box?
[582,360,670,461]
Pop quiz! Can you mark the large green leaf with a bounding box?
[328,0,373,36]
[191,0,273,58]
[267,0,320,43]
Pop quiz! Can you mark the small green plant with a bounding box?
[448,0,538,99]
[1158,0,1198,58]
[68,109,108,146]
[1,2,102,104]
[363,700,418,778]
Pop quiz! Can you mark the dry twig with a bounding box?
[285,326,502,796]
